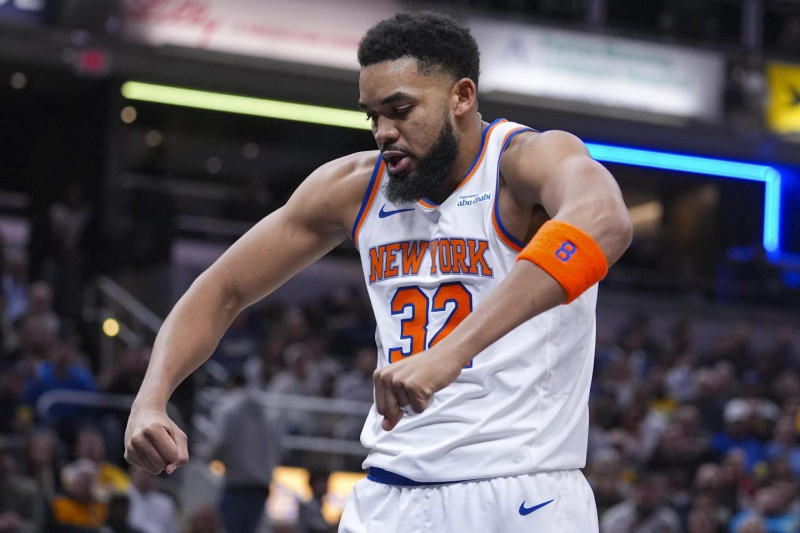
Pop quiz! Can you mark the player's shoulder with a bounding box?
[503,129,587,161]
[500,129,591,182]
[287,150,380,229]
[308,150,380,190]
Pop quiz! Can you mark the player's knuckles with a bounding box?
[176,449,190,466]
[142,424,166,441]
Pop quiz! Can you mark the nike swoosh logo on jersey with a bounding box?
[378,205,415,218]
[519,499,554,516]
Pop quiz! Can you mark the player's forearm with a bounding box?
[439,261,566,366]
[443,211,631,366]
[132,271,242,410]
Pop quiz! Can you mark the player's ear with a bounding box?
[451,78,477,117]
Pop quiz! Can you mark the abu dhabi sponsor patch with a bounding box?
[457,191,493,207]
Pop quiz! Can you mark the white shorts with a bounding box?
[339,469,598,533]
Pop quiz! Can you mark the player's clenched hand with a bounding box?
[374,346,464,431]
[124,406,189,475]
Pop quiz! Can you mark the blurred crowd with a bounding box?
[1,223,800,532]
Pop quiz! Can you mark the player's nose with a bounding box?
[373,116,400,146]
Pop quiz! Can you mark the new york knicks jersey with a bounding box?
[351,119,598,482]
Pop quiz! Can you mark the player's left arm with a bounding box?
[374,130,632,430]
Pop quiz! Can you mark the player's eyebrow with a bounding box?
[358,91,413,111]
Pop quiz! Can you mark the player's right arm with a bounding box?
[124,151,377,475]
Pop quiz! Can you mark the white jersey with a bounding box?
[352,119,598,483]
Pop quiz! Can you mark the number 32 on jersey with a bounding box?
[387,282,473,368]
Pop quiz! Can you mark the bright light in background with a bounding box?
[628,200,664,231]
[10,72,27,90]
[120,81,785,256]
[120,106,137,124]
[209,460,225,476]
[586,143,782,254]
[144,129,163,147]
[121,81,371,130]
[102,318,120,337]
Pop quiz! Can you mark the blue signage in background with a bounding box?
[0,0,49,24]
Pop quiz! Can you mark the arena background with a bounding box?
[1,1,799,532]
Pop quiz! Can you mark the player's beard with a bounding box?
[384,116,458,205]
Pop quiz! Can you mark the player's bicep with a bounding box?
[504,131,632,263]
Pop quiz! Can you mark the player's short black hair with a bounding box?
[358,11,480,86]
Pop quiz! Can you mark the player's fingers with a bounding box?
[408,392,430,414]
[382,414,402,431]
[167,428,190,474]
[146,425,180,465]
[374,368,386,416]
[128,435,166,475]
[378,373,403,430]
[394,381,411,409]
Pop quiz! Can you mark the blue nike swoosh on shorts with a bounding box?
[518,499,554,515]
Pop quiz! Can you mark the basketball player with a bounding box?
[124,12,632,532]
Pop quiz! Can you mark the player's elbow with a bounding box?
[599,207,633,265]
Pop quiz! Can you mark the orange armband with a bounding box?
[517,220,608,303]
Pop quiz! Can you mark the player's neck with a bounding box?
[428,114,485,204]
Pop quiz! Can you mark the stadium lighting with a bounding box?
[121,81,371,130]
[586,143,782,254]
[121,81,783,255]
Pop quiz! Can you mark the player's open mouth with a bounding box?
[382,152,411,174]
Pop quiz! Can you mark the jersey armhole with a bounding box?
[492,127,536,252]
[351,157,386,249]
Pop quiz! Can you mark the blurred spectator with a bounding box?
[184,505,220,533]
[14,315,57,373]
[734,516,767,533]
[209,374,281,533]
[244,335,286,390]
[22,327,95,429]
[1,255,29,324]
[0,372,24,435]
[706,321,754,377]
[756,327,798,383]
[647,405,712,487]
[0,292,18,360]
[687,507,722,533]
[23,282,60,337]
[728,481,800,533]
[679,463,731,532]
[600,472,682,533]
[692,367,729,435]
[267,342,318,435]
[720,449,757,512]
[764,417,800,479]
[333,347,375,404]
[127,465,178,533]
[295,470,333,533]
[100,493,143,533]
[73,427,130,500]
[711,401,767,472]
[0,438,42,533]
[46,459,107,532]
[45,183,93,321]
[586,449,626,519]
[22,428,61,500]
[306,338,341,399]
[100,346,150,396]
[332,347,376,446]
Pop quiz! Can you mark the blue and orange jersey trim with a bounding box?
[492,127,536,252]
[352,156,386,249]
[417,118,507,209]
